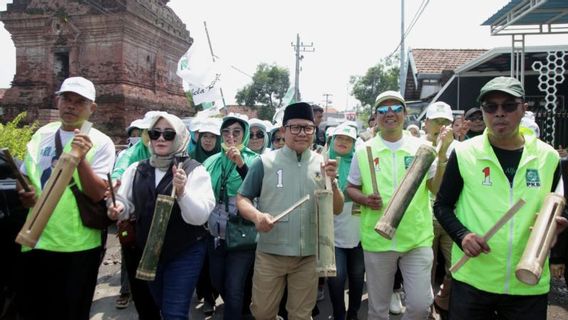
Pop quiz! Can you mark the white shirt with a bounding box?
[20,127,115,185]
[115,161,215,225]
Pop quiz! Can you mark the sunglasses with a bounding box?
[221,128,243,137]
[480,101,522,114]
[250,132,265,139]
[273,137,285,143]
[148,129,176,141]
[376,104,404,115]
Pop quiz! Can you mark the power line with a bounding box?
[386,0,430,60]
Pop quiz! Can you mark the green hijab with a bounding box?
[203,115,258,201]
[328,135,355,199]
[191,133,221,164]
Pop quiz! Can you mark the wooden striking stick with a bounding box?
[106,173,116,207]
[15,121,92,248]
[516,194,565,285]
[136,163,178,281]
[365,146,379,195]
[1,148,31,192]
[374,144,437,239]
[273,194,310,222]
[450,199,526,273]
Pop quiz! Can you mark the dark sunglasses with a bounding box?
[148,129,176,141]
[272,137,285,143]
[250,132,265,139]
[481,101,522,114]
[376,104,404,115]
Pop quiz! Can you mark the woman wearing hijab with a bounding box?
[326,124,365,320]
[203,113,258,320]
[247,118,269,154]
[108,112,216,320]
[191,118,221,164]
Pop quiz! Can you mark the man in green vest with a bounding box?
[434,76,566,320]
[236,102,344,320]
[17,76,115,319]
[346,90,453,320]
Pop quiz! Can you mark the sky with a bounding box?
[1,0,567,111]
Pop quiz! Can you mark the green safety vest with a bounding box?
[453,131,559,295]
[356,135,433,252]
[23,122,104,252]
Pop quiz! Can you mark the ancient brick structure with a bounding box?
[0,0,193,140]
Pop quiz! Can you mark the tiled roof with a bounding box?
[0,89,6,100]
[410,49,488,74]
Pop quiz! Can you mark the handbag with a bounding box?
[117,218,136,247]
[225,214,257,251]
[69,181,114,229]
[55,129,113,230]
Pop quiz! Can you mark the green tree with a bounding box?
[235,63,290,120]
[0,112,39,159]
[350,57,399,115]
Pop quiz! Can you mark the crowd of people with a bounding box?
[0,75,567,320]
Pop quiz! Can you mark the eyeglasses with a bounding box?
[376,104,404,115]
[285,124,316,135]
[148,129,176,141]
[480,101,522,114]
[250,132,265,139]
[221,128,243,137]
[273,137,285,143]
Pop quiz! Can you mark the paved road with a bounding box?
[90,228,568,320]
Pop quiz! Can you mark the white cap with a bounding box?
[332,124,357,140]
[374,90,406,108]
[426,101,453,121]
[249,118,267,132]
[126,118,150,134]
[56,77,96,102]
[200,118,221,135]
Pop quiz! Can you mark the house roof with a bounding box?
[0,89,6,100]
[483,0,568,35]
[409,49,488,75]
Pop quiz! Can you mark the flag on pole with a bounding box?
[273,86,296,124]
[177,45,223,106]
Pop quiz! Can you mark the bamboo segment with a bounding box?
[516,194,565,285]
[136,191,176,281]
[15,121,92,248]
[374,144,436,239]
[316,188,336,277]
[450,199,526,273]
[1,148,31,192]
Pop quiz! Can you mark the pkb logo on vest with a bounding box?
[482,167,492,186]
[525,169,541,187]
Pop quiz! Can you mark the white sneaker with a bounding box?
[389,291,403,315]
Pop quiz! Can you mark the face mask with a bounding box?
[127,137,141,147]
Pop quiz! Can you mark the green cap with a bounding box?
[477,76,525,102]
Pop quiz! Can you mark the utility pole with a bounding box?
[322,93,333,114]
[399,0,405,95]
[291,33,315,101]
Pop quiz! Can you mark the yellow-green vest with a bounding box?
[356,135,433,252]
[23,122,104,252]
[453,131,559,295]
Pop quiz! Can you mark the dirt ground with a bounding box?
[88,227,568,320]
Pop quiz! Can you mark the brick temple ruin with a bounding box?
[0,0,193,140]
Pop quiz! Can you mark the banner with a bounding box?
[177,45,222,106]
